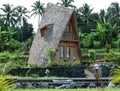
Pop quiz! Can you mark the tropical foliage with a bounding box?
[47,48,55,65]
[57,0,76,9]
[0,4,16,27]
[96,18,117,46]
[0,0,120,77]
[31,0,45,27]
[105,51,120,65]
[0,75,14,91]
[0,63,15,91]
[112,66,120,83]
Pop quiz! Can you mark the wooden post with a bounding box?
[94,72,104,91]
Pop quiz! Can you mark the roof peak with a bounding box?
[46,3,74,11]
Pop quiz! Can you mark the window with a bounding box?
[40,24,53,37]
[60,46,64,58]
[66,47,70,58]
[66,26,70,33]
[41,28,47,37]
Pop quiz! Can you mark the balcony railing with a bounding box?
[60,33,78,41]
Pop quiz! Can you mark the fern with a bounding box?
[0,75,15,91]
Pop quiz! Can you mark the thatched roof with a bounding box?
[28,3,76,65]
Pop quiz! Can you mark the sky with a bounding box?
[0,0,120,31]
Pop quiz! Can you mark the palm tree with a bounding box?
[31,0,45,28]
[99,9,106,23]
[57,0,76,9]
[78,3,93,33]
[15,6,29,28]
[107,2,120,27]
[0,4,16,27]
[15,6,29,42]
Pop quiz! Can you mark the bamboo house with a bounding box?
[28,3,81,65]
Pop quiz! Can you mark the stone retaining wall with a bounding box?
[9,66,85,77]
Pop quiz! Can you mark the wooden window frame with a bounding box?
[66,25,70,33]
[66,46,70,59]
[41,27,47,37]
[60,46,64,58]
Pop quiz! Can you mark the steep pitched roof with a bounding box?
[28,3,76,65]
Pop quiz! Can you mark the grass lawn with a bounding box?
[13,88,120,91]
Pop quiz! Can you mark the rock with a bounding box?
[88,83,96,88]
[27,83,35,89]
[15,82,21,88]
[108,82,115,87]
[39,82,49,88]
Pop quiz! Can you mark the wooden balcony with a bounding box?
[60,33,78,42]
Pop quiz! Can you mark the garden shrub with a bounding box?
[88,50,96,63]
[8,39,22,52]
[105,51,120,65]
[111,41,118,48]
[93,41,101,49]
[47,48,55,66]
[105,44,111,53]
[71,61,81,66]
[0,51,28,68]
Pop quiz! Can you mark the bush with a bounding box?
[105,44,111,53]
[88,50,96,63]
[0,51,28,68]
[93,41,101,49]
[112,39,120,48]
[8,39,22,51]
[105,51,120,65]
[47,48,55,66]
[71,61,81,66]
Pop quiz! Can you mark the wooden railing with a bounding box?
[60,33,78,41]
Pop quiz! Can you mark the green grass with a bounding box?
[13,88,120,91]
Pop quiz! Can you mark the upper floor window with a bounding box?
[41,28,47,37]
[66,26,70,33]
[41,24,53,37]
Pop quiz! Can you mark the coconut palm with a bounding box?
[15,6,29,42]
[57,0,76,9]
[31,0,45,28]
[0,4,16,27]
[107,2,120,27]
[78,3,93,33]
[15,6,29,28]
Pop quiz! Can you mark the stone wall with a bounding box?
[9,66,85,77]
[88,65,110,77]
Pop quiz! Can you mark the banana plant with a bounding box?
[96,18,117,46]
